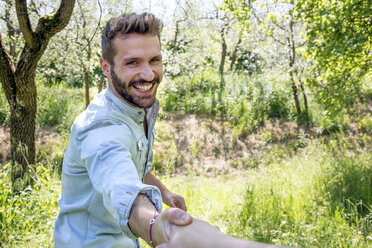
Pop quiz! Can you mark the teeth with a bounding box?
[134,83,153,91]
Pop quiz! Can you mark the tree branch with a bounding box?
[35,0,76,40]
[15,0,37,48]
[0,34,16,104]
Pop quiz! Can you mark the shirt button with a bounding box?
[138,111,142,115]
[139,121,143,124]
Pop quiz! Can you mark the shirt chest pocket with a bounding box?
[134,136,149,177]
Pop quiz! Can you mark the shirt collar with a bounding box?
[105,87,159,124]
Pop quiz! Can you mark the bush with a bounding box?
[357,114,372,134]
[266,89,291,119]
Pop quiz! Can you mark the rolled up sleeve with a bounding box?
[77,123,163,239]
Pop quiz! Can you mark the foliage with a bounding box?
[229,49,264,75]
[37,84,85,132]
[159,71,295,137]
[0,164,60,247]
[296,0,372,114]
[224,0,310,117]
[151,120,185,174]
[228,140,372,247]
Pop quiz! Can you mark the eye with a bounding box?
[151,57,162,63]
[126,60,138,66]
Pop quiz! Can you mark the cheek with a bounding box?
[119,69,137,82]
[155,65,163,78]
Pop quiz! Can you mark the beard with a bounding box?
[111,69,160,109]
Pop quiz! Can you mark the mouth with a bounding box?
[132,82,155,94]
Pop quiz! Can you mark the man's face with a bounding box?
[103,33,163,109]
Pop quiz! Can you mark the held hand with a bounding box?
[156,218,293,248]
[151,208,193,246]
[162,190,187,212]
[155,219,224,248]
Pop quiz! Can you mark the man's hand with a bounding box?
[155,218,224,248]
[156,217,292,248]
[144,172,187,211]
[162,190,187,211]
[151,208,192,246]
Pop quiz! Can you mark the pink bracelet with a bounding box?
[149,212,159,246]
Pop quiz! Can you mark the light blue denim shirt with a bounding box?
[54,88,162,248]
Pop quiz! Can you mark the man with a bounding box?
[54,12,191,248]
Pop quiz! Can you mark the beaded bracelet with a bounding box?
[149,211,159,246]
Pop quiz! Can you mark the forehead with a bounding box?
[112,33,161,62]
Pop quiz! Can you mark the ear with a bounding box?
[100,57,111,78]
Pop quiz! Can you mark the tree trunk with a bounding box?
[84,70,90,107]
[98,73,105,93]
[219,25,227,76]
[288,18,301,115]
[172,20,180,54]
[290,70,301,114]
[299,81,308,114]
[0,0,75,185]
[295,68,308,114]
[10,76,36,182]
[230,36,242,71]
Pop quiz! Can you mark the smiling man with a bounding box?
[54,13,191,248]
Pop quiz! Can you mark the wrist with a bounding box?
[150,212,170,246]
[149,212,159,246]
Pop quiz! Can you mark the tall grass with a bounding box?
[227,141,372,247]
[0,164,60,247]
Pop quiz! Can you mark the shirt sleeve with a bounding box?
[76,123,163,239]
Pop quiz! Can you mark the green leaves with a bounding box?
[296,0,371,113]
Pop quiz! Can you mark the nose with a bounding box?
[140,63,155,82]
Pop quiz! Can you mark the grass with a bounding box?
[0,164,60,247]
[1,135,371,247]
[229,142,372,248]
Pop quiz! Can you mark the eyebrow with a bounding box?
[151,54,162,60]
[121,57,142,64]
[121,54,162,64]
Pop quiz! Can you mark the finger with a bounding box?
[168,200,176,208]
[179,199,187,212]
[164,208,192,226]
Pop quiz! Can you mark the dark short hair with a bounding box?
[101,12,163,65]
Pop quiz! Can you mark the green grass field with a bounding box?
[1,137,371,247]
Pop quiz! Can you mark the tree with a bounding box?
[73,0,102,107]
[225,0,309,116]
[296,0,371,115]
[0,0,75,185]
